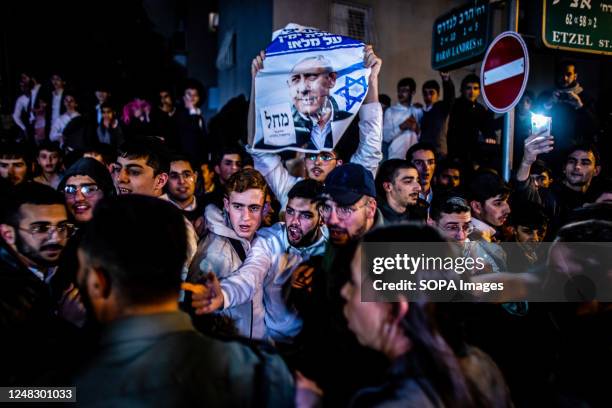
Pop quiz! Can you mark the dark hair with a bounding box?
[566,143,600,167]
[79,195,187,305]
[556,219,612,243]
[530,160,551,177]
[359,225,474,408]
[375,159,417,199]
[117,137,170,176]
[99,102,116,112]
[397,77,416,92]
[436,157,462,175]
[288,179,323,203]
[461,74,480,90]
[430,193,471,221]
[0,142,30,163]
[510,199,548,229]
[2,182,65,227]
[212,145,245,167]
[224,168,268,198]
[557,59,577,73]
[58,157,116,199]
[36,140,62,156]
[378,94,391,106]
[423,80,440,93]
[467,169,511,204]
[406,142,437,162]
[169,154,195,172]
[83,143,117,167]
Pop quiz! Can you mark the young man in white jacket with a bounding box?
[247,46,384,210]
[186,179,328,343]
[185,168,268,339]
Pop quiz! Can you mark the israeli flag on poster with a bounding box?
[253,23,371,153]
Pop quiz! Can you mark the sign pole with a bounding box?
[502,0,519,182]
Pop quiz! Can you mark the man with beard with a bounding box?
[33,141,64,189]
[0,183,83,383]
[516,134,601,236]
[187,179,328,343]
[248,46,383,210]
[374,159,423,223]
[289,163,387,406]
[545,61,599,167]
[73,194,294,406]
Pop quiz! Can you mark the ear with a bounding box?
[88,267,111,300]
[470,200,482,217]
[262,201,271,218]
[223,197,230,213]
[328,72,337,88]
[155,173,168,190]
[214,164,221,175]
[0,224,16,246]
[365,198,377,219]
[594,165,601,177]
[335,159,343,167]
[382,181,393,194]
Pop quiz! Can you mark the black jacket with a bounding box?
[0,241,78,385]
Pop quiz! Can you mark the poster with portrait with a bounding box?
[252,23,371,153]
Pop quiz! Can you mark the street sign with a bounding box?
[542,0,612,56]
[431,0,490,70]
[480,31,530,114]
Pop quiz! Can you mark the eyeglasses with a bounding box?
[442,223,474,235]
[306,153,337,162]
[19,222,76,238]
[169,171,195,182]
[64,184,100,197]
[320,202,368,220]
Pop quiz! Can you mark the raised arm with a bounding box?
[350,45,383,176]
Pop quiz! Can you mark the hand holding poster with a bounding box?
[253,23,371,153]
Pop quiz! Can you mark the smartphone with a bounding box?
[531,113,552,137]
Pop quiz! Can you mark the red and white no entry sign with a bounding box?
[480,31,530,114]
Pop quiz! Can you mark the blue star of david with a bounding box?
[334,75,368,111]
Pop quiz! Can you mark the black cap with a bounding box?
[322,163,376,206]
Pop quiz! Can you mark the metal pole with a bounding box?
[502,0,519,182]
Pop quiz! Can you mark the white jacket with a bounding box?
[187,204,261,339]
[382,102,423,144]
[251,102,383,209]
[220,222,328,343]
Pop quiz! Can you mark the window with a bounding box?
[330,2,375,44]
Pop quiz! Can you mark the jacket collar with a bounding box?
[99,311,194,346]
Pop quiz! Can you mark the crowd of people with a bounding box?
[1,47,611,407]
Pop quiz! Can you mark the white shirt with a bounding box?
[49,112,80,145]
[51,90,64,124]
[388,132,418,159]
[383,102,422,144]
[12,95,30,131]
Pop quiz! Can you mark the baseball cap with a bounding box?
[322,163,376,206]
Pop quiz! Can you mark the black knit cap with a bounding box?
[58,157,116,198]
